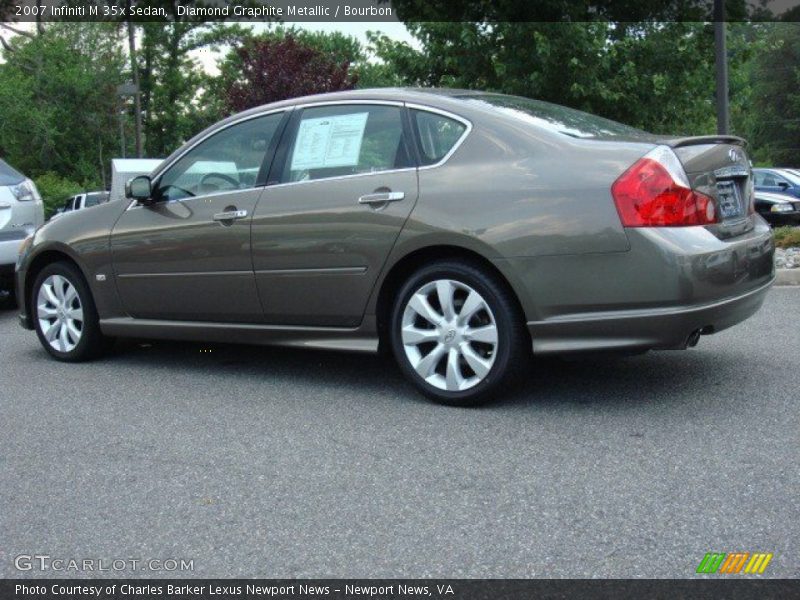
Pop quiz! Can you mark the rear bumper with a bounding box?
[507,219,775,354]
[527,277,773,354]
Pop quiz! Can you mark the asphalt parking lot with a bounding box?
[1,288,798,579]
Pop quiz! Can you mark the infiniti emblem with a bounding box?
[728,148,741,163]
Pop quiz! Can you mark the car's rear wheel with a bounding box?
[32,261,112,361]
[390,260,528,406]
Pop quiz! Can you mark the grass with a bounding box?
[773,226,800,249]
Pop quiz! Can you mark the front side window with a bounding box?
[412,109,467,166]
[156,112,284,202]
[282,104,412,183]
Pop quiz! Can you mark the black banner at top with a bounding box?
[3,0,800,22]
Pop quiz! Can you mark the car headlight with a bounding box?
[10,179,35,202]
[770,204,793,213]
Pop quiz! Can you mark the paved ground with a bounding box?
[1,288,798,579]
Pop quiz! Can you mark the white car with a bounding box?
[50,191,110,221]
[0,160,44,305]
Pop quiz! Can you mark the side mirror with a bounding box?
[777,181,790,189]
[126,175,154,204]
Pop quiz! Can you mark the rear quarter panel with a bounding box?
[406,109,653,258]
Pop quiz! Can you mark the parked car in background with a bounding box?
[15,89,775,405]
[50,191,110,221]
[754,190,800,226]
[1,159,44,306]
[753,168,800,199]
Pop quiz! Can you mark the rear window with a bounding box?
[0,159,25,186]
[458,93,648,140]
[411,110,468,166]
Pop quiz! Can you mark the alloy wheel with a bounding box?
[400,279,498,392]
[37,274,84,353]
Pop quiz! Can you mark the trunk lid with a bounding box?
[667,136,754,238]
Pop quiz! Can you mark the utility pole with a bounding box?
[126,18,144,157]
[714,0,729,135]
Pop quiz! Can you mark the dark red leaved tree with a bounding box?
[224,36,358,114]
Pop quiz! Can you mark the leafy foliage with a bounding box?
[33,172,85,218]
[0,23,126,188]
[371,22,727,135]
[137,21,246,157]
[221,34,358,115]
[749,23,800,165]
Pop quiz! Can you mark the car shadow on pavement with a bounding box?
[97,338,715,410]
[4,300,722,411]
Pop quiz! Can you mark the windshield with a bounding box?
[0,159,25,186]
[777,170,800,185]
[457,93,649,140]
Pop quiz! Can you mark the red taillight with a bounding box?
[611,151,718,227]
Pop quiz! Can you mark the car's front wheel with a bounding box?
[390,260,528,406]
[32,261,112,361]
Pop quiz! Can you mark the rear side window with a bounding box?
[0,159,25,186]
[282,104,412,183]
[412,110,467,166]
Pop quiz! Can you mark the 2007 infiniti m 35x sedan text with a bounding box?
[16,89,775,405]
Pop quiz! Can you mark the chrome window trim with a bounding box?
[294,99,404,109]
[125,99,473,204]
[267,168,417,191]
[405,103,473,170]
[126,108,287,210]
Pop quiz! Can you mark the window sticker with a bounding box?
[290,112,369,171]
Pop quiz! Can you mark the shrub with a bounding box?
[773,226,800,249]
[33,172,85,218]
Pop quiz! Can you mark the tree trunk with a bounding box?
[126,16,144,157]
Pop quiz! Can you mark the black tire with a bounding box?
[31,261,113,362]
[389,259,529,406]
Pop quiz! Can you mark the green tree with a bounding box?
[749,23,800,165]
[137,20,246,157]
[0,23,127,188]
[206,26,402,120]
[371,22,765,136]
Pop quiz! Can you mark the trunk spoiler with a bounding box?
[661,135,746,148]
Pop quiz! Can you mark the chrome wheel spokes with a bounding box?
[401,279,498,392]
[37,274,84,353]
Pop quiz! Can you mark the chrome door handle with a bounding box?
[358,191,405,205]
[213,209,248,221]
